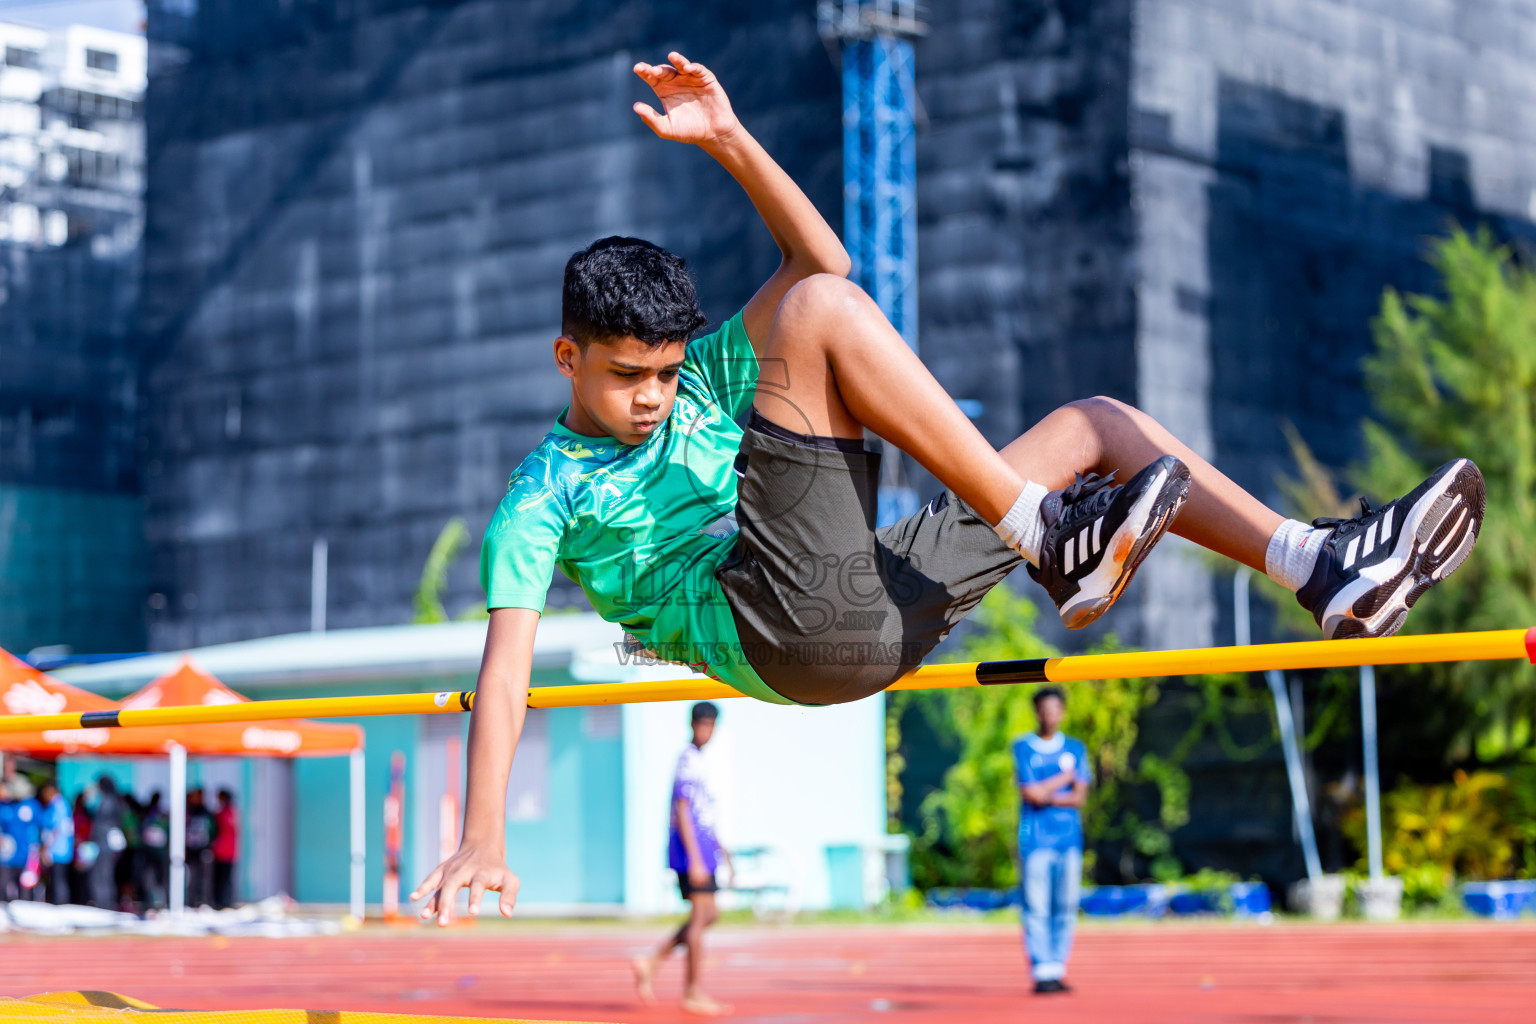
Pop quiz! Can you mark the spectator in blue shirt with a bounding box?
[0,778,43,900]
[1012,686,1092,994]
[38,781,74,904]
[0,783,20,900]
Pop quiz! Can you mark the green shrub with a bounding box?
[1343,766,1536,907]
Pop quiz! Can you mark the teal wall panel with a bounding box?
[0,484,146,655]
[293,715,417,905]
[57,756,135,801]
[580,711,624,904]
[504,706,623,905]
[50,670,620,907]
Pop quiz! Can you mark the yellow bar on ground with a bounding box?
[0,993,612,1024]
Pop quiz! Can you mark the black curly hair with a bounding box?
[561,236,709,347]
[1032,685,1066,708]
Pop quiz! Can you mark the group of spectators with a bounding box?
[0,771,240,912]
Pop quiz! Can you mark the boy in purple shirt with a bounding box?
[634,701,734,1016]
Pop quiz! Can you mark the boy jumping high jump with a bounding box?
[413,54,1485,927]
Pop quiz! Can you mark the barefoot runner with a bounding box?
[633,702,733,1015]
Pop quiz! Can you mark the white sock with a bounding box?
[993,481,1050,565]
[1265,518,1329,592]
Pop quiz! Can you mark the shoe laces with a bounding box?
[1060,470,1119,523]
[1311,496,1377,533]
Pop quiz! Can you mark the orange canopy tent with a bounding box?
[0,649,187,756]
[112,659,366,917]
[3,652,366,917]
[118,661,362,756]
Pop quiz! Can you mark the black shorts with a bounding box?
[716,410,1022,706]
[677,870,720,899]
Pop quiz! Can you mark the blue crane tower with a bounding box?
[819,1,926,526]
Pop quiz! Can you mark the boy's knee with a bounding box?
[1058,395,1139,437]
[776,273,865,328]
[1063,395,1129,419]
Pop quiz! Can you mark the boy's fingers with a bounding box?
[499,873,520,917]
[467,878,486,916]
[438,868,471,926]
[668,51,688,70]
[427,870,462,923]
[410,866,444,902]
[632,103,665,134]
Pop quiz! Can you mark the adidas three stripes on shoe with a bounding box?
[1027,455,1192,630]
[1295,459,1485,640]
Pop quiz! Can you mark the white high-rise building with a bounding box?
[0,22,144,251]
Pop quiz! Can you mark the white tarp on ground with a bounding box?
[0,896,342,937]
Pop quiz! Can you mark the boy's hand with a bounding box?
[410,843,521,927]
[688,861,713,888]
[632,52,739,148]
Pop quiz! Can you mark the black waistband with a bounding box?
[748,408,869,454]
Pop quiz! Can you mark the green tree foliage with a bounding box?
[1360,228,1536,758]
[413,517,489,623]
[1274,227,1536,760]
[1343,766,1536,907]
[892,584,1175,888]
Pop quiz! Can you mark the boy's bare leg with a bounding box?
[756,274,1283,567]
[632,894,729,1014]
[997,398,1282,572]
[632,917,686,1004]
[678,892,727,1015]
[754,275,1027,525]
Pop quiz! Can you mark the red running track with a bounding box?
[3,920,1535,1023]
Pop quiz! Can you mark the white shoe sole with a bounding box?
[1319,459,1484,640]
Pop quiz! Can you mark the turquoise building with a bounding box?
[56,614,891,914]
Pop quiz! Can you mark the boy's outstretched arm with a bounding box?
[633,52,850,350]
[410,606,538,926]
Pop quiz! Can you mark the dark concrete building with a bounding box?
[139,0,1536,661]
[138,0,841,648]
[0,241,144,655]
[0,23,147,656]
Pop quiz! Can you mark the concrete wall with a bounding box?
[139,0,840,649]
[139,0,1536,662]
[1129,0,1536,650]
[0,238,143,655]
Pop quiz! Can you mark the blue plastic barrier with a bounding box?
[925,887,1020,911]
[1462,880,1536,919]
[926,881,1271,917]
[1080,884,1167,917]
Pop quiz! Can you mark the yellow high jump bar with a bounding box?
[3,627,1532,734]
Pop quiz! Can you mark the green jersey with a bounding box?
[480,310,789,705]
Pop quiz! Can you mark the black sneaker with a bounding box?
[1297,459,1485,640]
[1028,455,1192,630]
[1033,979,1064,995]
